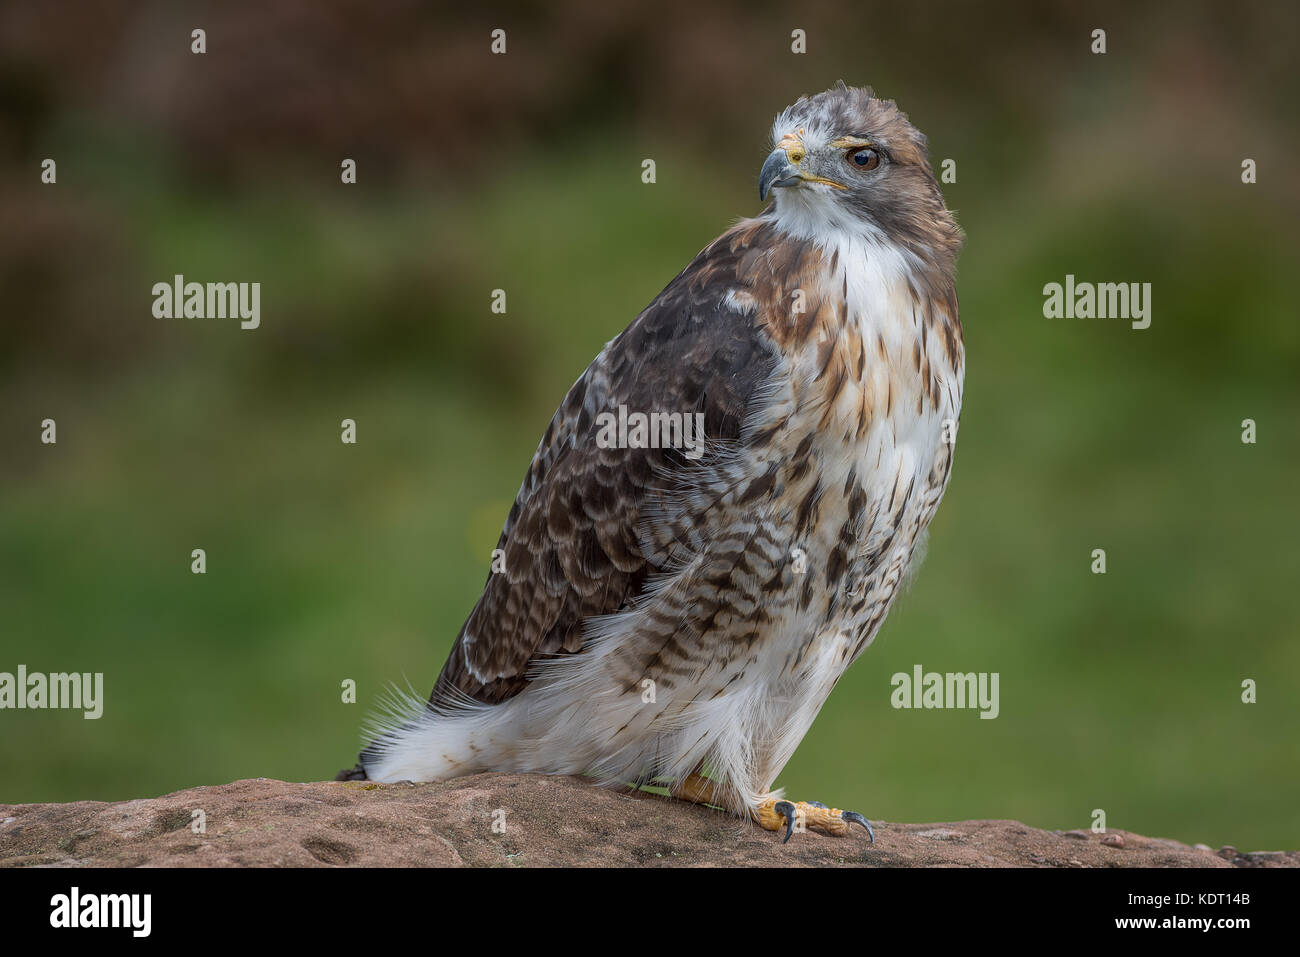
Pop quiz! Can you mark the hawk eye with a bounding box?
[847,147,880,171]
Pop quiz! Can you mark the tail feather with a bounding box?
[354,681,503,783]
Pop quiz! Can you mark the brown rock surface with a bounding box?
[1,773,1295,868]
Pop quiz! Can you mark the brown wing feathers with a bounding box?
[430,223,783,707]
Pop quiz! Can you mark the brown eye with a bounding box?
[847,147,880,171]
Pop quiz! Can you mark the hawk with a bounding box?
[348,83,964,841]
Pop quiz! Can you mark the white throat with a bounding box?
[768,189,919,331]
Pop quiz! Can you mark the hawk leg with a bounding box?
[671,772,874,844]
[754,796,875,844]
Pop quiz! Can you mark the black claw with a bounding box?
[806,801,828,809]
[843,810,875,843]
[774,800,797,843]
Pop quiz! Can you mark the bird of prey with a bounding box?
[347,83,964,842]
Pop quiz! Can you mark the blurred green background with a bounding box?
[1,1,1297,849]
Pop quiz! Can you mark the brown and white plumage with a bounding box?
[359,84,964,821]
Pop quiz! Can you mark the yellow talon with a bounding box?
[753,797,875,842]
[667,771,875,844]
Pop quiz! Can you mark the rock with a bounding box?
[1,773,1296,868]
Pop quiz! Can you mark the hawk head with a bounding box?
[759,82,959,260]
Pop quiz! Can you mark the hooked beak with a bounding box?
[759,133,848,201]
[759,147,802,201]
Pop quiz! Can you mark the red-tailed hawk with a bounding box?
[347,83,964,842]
